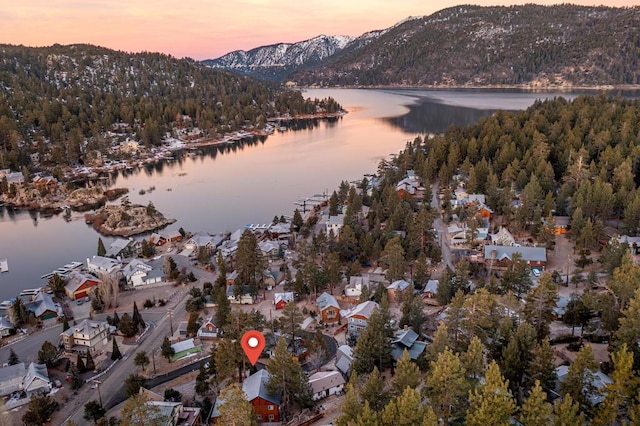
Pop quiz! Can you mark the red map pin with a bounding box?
[241,330,265,366]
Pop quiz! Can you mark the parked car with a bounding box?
[76,299,83,305]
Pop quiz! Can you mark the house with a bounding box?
[0,169,24,185]
[226,285,256,305]
[65,271,101,300]
[184,232,222,252]
[197,317,219,339]
[0,316,15,337]
[33,176,58,190]
[491,227,516,247]
[160,230,183,244]
[616,235,640,255]
[137,390,202,426]
[552,216,570,235]
[391,327,427,361]
[170,338,202,361]
[396,172,423,199]
[242,369,281,423]
[105,238,139,258]
[422,279,439,300]
[317,292,340,325]
[25,292,61,322]
[61,319,110,354]
[483,245,547,270]
[86,256,121,275]
[274,292,294,310]
[0,363,26,397]
[326,214,345,236]
[22,363,52,396]
[258,240,282,260]
[123,258,163,287]
[226,270,239,286]
[343,301,378,338]
[555,365,612,406]
[386,280,411,304]
[263,269,284,289]
[178,321,188,338]
[308,371,345,401]
[335,345,353,377]
[269,222,292,240]
[345,276,369,298]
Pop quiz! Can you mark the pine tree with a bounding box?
[186,312,200,337]
[8,349,20,366]
[352,297,394,374]
[63,317,70,331]
[85,349,95,372]
[391,349,421,396]
[425,348,468,423]
[214,287,230,329]
[520,381,553,426]
[111,338,122,361]
[560,344,598,409]
[523,272,558,341]
[132,301,145,330]
[526,338,557,394]
[266,337,313,412]
[553,394,584,426]
[466,361,516,426]
[384,237,406,282]
[426,322,451,363]
[161,336,175,362]
[118,313,137,337]
[360,367,389,412]
[336,379,361,426]
[461,335,485,384]
[97,237,106,257]
[381,387,426,426]
[592,343,635,425]
[500,322,537,399]
[217,383,257,426]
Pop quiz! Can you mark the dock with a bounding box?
[294,193,329,213]
[40,261,83,280]
[0,259,7,273]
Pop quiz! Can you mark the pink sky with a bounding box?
[1,1,637,60]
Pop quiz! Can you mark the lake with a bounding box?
[0,88,606,301]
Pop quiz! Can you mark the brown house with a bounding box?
[317,292,341,325]
[33,176,58,190]
[65,271,101,300]
[243,369,281,423]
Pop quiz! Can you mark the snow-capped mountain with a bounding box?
[202,33,380,81]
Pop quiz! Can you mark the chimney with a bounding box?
[403,325,408,331]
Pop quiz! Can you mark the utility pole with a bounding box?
[92,379,103,407]
[152,349,156,375]
[168,309,173,336]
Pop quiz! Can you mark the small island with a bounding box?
[84,200,176,237]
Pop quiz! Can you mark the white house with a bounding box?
[122,258,163,287]
[22,363,52,396]
[0,363,26,397]
[326,215,345,236]
[308,371,345,401]
[86,256,121,275]
[345,276,369,298]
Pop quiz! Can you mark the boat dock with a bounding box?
[40,261,83,280]
[294,193,329,213]
[0,259,7,273]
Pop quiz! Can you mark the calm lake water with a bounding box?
[0,88,606,300]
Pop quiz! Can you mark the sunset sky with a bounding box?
[1,1,636,60]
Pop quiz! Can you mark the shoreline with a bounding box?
[301,83,640,92]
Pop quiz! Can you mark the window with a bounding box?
[268,405,274,411]
[326,308,336,319]
[256,415,262,420]
[269,415,275,420]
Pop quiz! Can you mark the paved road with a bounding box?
[431,181,454,270]
[62,284,192,426]
[0,323,63,365]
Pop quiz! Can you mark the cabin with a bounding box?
[274,292,294,310]
[343,301,378,339]
[25,292,60,322]
[0,363,26,397]
[483,245,547,270]
[123,258,163,287]
[422,279,439,300]
[326,215,345,236]
[33,176,58,190]
[317,292,340,325]
[86,256,121,275]
[386,279,411,304]
[197,317,219,339]
[391,327,427,361]
[335,345,353,378]
[345,275,369,298]
[243,369,281,423]
[22,363,52,396]
[65,271,100,300]
[226,285,256,305]
[308,371,345,401]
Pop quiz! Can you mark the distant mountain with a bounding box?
[287,4,640,87]
[203,33,384,81]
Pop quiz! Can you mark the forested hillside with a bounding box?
[0,44,338,171]
[292,4,640,86]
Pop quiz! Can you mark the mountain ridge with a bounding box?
[206,4,640,87]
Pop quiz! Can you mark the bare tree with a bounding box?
[97,272,120,309]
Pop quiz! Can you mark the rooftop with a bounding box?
[242,369,281,405]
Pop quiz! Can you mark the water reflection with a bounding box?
[384,97,505,134]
